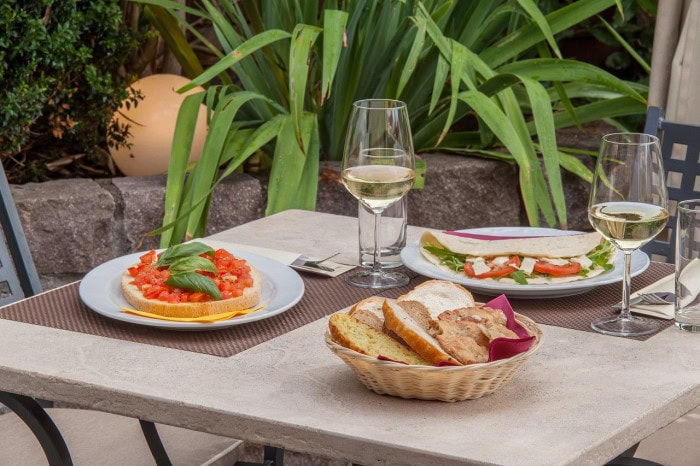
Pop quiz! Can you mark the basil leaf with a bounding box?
[166,272,222,300]
[157,242,215,267]
[168,256,218,275]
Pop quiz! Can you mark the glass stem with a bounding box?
[619,251,633,320]
[372,211,383,275]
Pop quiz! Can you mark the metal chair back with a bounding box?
[0,163,41,304]
[642,106,700,263]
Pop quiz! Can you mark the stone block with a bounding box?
[560,155,595,231]
[10,179,120,275]
[409,153,522,229]
[314,152,594,232]
[111,175,168,251]
[207,174,265,235]
[111,173,264,251]
[316,162,357,216]
[315,155,523,230]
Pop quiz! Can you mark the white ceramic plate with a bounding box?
[400,227,650,298]
[79,249,304,331]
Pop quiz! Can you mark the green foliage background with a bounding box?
[0,0,138,182]
[138,0,650,246]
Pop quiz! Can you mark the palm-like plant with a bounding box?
[136,0,645,247]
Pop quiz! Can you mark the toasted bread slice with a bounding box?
[438,306,518,341]
[396,280,476,331]
[120,267,262,318]
[433,319,489,365]
[382,299,461,366]
[328,312,429,366]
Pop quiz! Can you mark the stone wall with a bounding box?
[9,151,597,290]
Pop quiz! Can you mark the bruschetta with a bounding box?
[121,242,262,318]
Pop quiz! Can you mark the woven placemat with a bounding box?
[0,263,674,357]
[477,262,675,339]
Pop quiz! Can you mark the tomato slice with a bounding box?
[476,265,518,279]
[533,260,581,276]
[506,255,521,267]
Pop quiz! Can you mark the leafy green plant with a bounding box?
[0,0,140,182]
[138,0,647,247]
[541,0,655,82]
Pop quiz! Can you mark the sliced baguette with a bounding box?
[328,312,429,366]
[348,296,405,343]
[347,296,386,333]
[396,280,476,331]
[382,299,462,366]
[120,267,262,318]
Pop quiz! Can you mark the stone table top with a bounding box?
[1,209,699,465]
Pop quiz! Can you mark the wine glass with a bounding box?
[588,133,669,337]
[341,99,416,288]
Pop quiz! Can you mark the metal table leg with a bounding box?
[0,391,73,466]
[235,445,285,466]
[139,419,172,466]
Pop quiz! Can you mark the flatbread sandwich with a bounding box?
[420,230,616,285]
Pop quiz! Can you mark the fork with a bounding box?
[292,252,340,272]
[302,252,340,266]
[612,292,675,309]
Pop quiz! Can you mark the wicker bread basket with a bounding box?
[325,312,543,402]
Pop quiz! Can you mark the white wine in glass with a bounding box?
[341,100,415,288]
[588,133,669,337]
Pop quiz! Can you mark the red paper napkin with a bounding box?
[444,231,541,240]
[485,294,536,361]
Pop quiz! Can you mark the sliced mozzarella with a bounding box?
[541,257,570,266]
[571,254,593,270]
[520,257,537,274]
[491,256,511,266]
[472,260,492,276]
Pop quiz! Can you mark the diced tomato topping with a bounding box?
[140,249,157,265]
[189,292,208,302]
[532,260,581,276]
[128,248,253,303]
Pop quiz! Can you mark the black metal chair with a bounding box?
[641,106,700,263]
[0,162,242,465]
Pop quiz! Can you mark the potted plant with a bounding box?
[135,0,646,246]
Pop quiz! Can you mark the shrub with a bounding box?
[0,0,139,182]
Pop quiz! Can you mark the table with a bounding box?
[1,209,699,465]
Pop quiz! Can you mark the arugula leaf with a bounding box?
[168,256,218,275]
[156,242,215,267]
[587,240,615,271]
[166,272,222,300]
[422,245,466,272]
[509,270,528,285]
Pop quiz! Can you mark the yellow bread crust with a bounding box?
[329,312,429,366]
[121,266,262,318]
